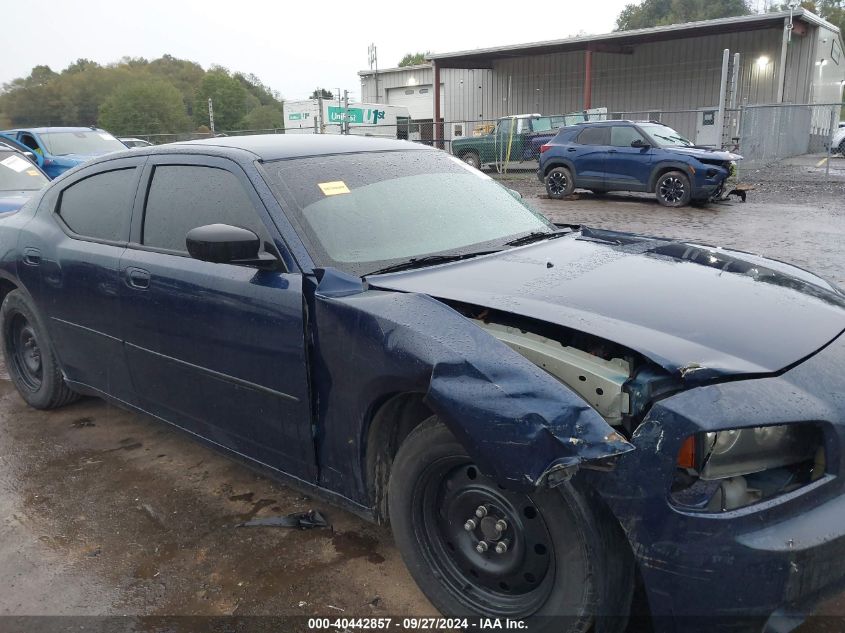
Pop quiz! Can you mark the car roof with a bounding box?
[167,134,432,161]
[1,127,109,134]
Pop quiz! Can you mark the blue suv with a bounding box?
[538,120,740,207]
[0,127,127,179]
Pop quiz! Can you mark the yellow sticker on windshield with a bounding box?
[26,169,39,176]
[318,181,350,196]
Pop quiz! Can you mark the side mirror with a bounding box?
[186,223,278,268]
[631,139,650,148]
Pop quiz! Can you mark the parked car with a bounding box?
[0,127,127,178]
[119,137,153,149]
[452,114,557,168]
[0,144,49,215]
[538,120,740,207]
[1,135,844,631]
[832,125,845,155]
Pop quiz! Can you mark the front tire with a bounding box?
[1,290,78,409]
[838,139,845,156]
[461,151,481,170]
[655,171,691,207]
[545,167,574,200]
[388,419,632,632]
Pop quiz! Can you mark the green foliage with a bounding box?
[398,52,429,67]
[309,88,334,99]
[193,70,248,130]
[99,77,191,135]
[240,104,284,130]
[615,0,751,30]
[0,55,283,135]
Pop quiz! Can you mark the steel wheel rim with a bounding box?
[548,171,568,195]
[659,176,685,203]
[413,457,555,616]
[8,314,42,391]
[464,154,478,167]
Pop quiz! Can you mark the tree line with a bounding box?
[0,55,285,136]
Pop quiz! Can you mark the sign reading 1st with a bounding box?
[328,107,386,125]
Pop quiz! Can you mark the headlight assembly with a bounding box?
[690,423,822,480]
[673,423,825,511]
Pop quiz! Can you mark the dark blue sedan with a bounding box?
[0,135,843,632]
[538,120,740,207]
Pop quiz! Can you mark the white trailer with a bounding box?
[284,99,411,138]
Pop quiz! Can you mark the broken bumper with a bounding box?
[635,489,845,633]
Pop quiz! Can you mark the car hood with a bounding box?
[0,191,34,215]
[665,146,741,161]
[367,228,845,384]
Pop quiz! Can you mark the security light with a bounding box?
[756,55,770,68]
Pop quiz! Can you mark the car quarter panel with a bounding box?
[307,270,633,504]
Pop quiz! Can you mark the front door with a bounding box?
[119,155,316,480]
[605,125,653,191]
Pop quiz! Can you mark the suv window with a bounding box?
[142,165,267,253]
[576,126,610,146]
[610,126,646,147]
[57,168,136,242]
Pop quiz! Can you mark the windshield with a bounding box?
[39,130,126,156]
[262,150,555,276]
[532,117,553,132]
[639,123,693,147]
[0,152,48,191]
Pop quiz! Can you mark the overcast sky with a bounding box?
[2,0,636,100]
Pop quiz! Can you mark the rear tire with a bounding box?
[545,167,575,200]
[655,171,691,207]
[838,140,845,156]
[1,290,79,409]
[388,419,633,632]
[461,152,481,170]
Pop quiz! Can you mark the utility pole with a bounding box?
[317,89,324,134]
[368,43,379,102]
[343,89,349,134]
[208,98,215,135]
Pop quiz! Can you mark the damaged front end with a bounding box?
[308,269,634,501]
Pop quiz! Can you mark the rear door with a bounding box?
[605,125,653,191]
[571,126,611,188]
[16,156,143,402]
[119,154,316,479]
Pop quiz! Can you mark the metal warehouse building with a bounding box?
[359,9,844,153]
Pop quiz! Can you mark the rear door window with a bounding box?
[142,165,268,253]
[576,126,610,145]
[57,168,136,242]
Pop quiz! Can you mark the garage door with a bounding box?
[386,85,443,119]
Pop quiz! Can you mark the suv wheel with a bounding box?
[545,167,574,200]
[655,171,691,207]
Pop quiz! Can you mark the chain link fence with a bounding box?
[124,102,843,172]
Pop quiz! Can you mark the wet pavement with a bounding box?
[1,154,844,628]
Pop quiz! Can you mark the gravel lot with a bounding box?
[0,154,843,630]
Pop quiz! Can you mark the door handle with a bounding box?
[22,247,41,266]
[608,149,618,153]
[566,147,577,152]
[125,267,151,290]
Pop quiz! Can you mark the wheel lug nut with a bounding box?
[495,519,507,533]
[475,505,487,518]
[464,519,477,531]
[495,541,509,554]
[476,541,489,553]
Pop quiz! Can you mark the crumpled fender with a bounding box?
[310,268,633,499]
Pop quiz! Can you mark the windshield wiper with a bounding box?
[505,228,572,247]
[365,250,500,276]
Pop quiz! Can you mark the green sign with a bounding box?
[328,107,386,125]
[288,112,304,121]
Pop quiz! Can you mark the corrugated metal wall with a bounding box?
[359,22,837,141]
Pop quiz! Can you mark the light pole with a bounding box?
[368,43,379,102]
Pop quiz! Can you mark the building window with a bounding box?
[405,89,415,95]
[419,88,429,94]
